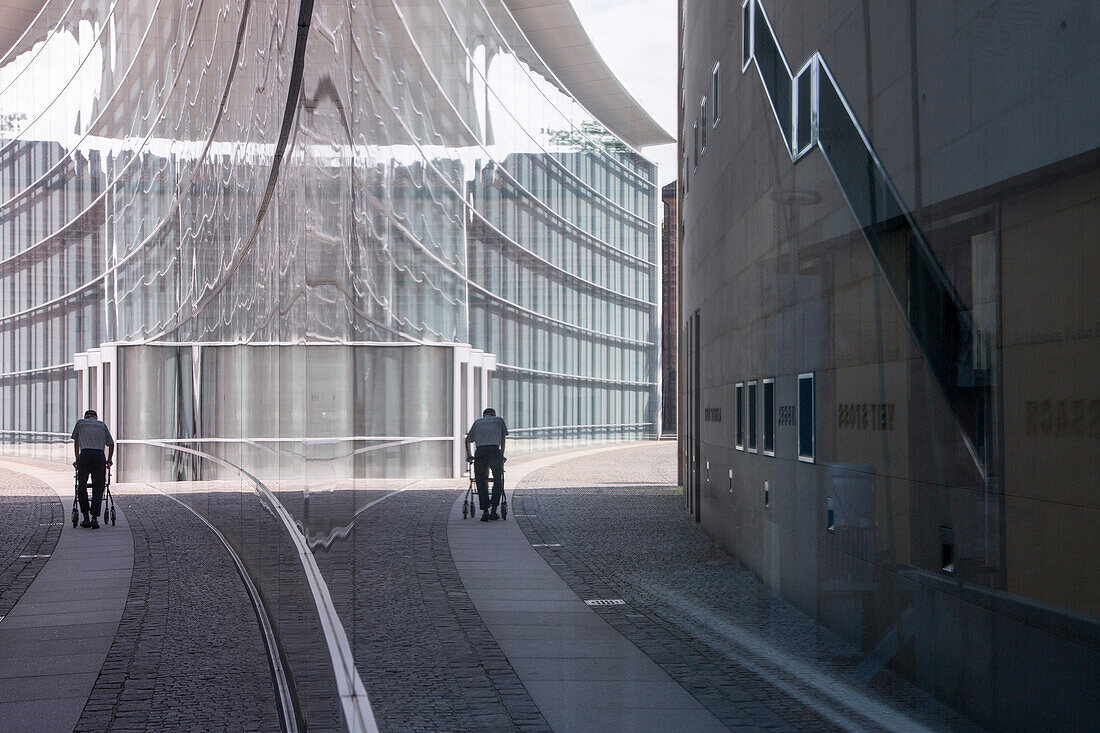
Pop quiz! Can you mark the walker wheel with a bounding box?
[111,508,116,526]
[501,505,507,520]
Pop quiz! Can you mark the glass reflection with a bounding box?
[1,0,661,726]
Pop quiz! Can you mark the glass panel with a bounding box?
[763,379,774,454]
[798,374,814,461]
[748,381,757,452]
[752,8,791,148]
[741,1,752,70]
[735,382,744,449]
[796,65,812,152]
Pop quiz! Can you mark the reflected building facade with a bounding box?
[679,0,1099,729]
[0,0,669,726]
[0,0,670,478]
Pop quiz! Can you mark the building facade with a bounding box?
[679,0,1099,729]
[661,179,678,436]
[0,0,669,479]
[0,1,669,725]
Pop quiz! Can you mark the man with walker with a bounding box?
[465,407,508,522]
[71,409,115,529]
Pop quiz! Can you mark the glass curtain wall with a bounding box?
[1,0,660,726]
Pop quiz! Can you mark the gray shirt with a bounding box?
[71,418,115,451]
[465,415,508,448]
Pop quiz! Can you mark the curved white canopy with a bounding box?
[504,0,673,148]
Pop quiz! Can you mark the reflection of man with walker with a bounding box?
[71,409,115,529]
[464,408,508,522]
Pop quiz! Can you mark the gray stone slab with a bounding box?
[0,672,99,702]
[495,638,650,661]
[0,650,105,677]
[11,597,125,615]
[507,656,678,683]
[461,587,580,602]
[467,599,591,614]
[18,583,130,603]
[35,567,131,581]
[0,696,87,733]
[0,607,121,628]
[0,636,110,658]
[0,621,118,643]
[453,558,549,570]
[461,576,572,590]
[488,622,620,642]
[523,679,711,710]
[540,705,729,733]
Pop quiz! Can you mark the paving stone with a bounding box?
[512,442,980,732]
[0,467,64,619]
[73,490,282,732]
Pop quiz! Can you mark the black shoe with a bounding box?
[480,513,490,522]
[90,518,100,529]
[80,518,92,528]
[488,511,499,520]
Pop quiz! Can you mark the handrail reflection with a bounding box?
[132,439,379,733]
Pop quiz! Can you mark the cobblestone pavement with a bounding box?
[0,467,63,619]
[513,442,981,733]
[317,488,550,733]
[75,488,281,732]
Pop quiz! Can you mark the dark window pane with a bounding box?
[713,65,721,126]
[736,384,744,447]
[796,68,812,151]
[742,3,751,68]
[753,11,791,148]
[798,374,814,460]
[748,382,758,451]
[763,380,774,453]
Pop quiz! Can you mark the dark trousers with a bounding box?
[473,445,504,512]
[77,449,107,518]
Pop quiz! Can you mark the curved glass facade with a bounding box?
[1,2,661,726]
[0,0,660,459]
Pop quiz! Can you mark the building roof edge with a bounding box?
[503,0,674,148]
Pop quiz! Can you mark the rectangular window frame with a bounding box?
[735,382,744,450]
[700,97,707,153]
[712,62,721,128]
[762,377,775,456]
[741,0,753,72]
[692,120,699,170]
[747,380,758,453]
[792,55,819,160]
[798,372,815,462]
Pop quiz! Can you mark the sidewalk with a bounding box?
[0,460,132,733]
[449,449,727,732]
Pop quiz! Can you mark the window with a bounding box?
[692,120,699,170]
[798,372,814,462]
[763,378,774,455]
[700,97,707,153]
[712,62,721,127]
[741,0,752,71]
[793,56,816,158]
[747,380,758,453]
[735,382,744,450]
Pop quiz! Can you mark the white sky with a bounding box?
[571,0,678,187]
